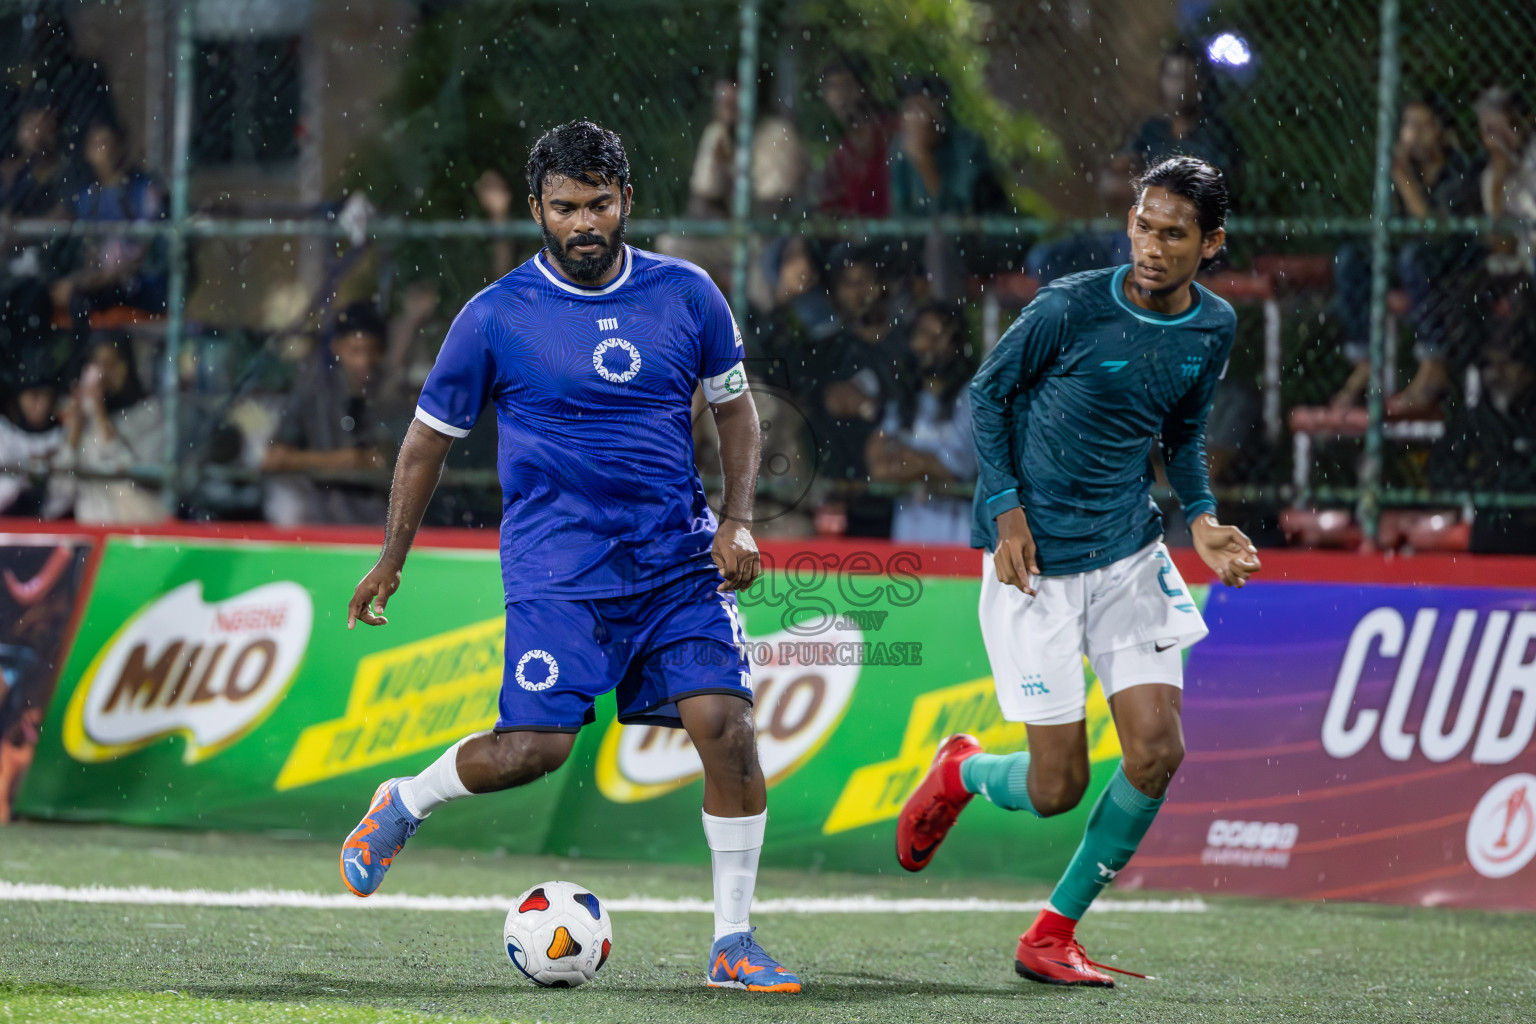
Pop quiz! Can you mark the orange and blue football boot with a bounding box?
[339,778,421,897]
[706,928,802,993]
[896,733,981,871]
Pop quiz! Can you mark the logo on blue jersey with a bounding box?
[1181,355,1203,378]
[514,650,560,691]
[1099,360,1129,373]
[596,317,619,332]
[592,338,642,383]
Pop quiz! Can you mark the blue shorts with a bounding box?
[497,568,752,733]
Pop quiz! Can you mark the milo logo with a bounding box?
[63,581,312,764]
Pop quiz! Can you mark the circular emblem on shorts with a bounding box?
[592,338,642,383]
[514,649,560,691]
[723,367,746,395]
[1466,773,1536,879]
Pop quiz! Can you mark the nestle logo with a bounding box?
[214,606,289,633]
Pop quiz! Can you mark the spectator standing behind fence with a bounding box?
[0,91,83,217]
[0,352,64,517]
[51,334,165,524]
[865,302,977,543]
[260,302,391,526]
[1427,314,1536,554]
[817,59,898,218]
[1330,96,1480,416]
[656,78,738,289]
[888,76,1009,302]
[50,118,167,327]
[1476,86,1536,279]
[473,169,517,281]
[1128,43,1241,194]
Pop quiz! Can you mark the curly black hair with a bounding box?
[524,120,630,203]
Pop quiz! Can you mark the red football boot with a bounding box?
[895,734,981,872]
[1013,910,1152,988]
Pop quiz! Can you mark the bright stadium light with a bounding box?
[1207,32,1252,67]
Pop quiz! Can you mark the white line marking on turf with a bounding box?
[0,882,1204,914]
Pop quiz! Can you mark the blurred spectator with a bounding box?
[0,91,83,216]
[888,76,1008,301]
[751,101,807,219]
[51,118,167,326]
[751,235,839,373]
[1129,43,1241,192]
[1028,152,1138,285]
[1427,316,1536,553]
[1475,86,1536,278]
[1331,95,1480,416]
[865,302,976,543]
[0,351,64,516]
[52,333,166,524]
[261,301,392,525]
[817,59,897,218]
[814,244,903,486]
[657,79,738,288]
[474,168,516,280]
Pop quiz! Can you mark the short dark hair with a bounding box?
[524,120,630,203]
[332,301,387,348]
[1135,156,1229,235]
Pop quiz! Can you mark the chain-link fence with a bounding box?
[1,0,1532,553]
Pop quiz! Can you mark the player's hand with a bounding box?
[1191,515,1262,588]
[711,520,760,593]
[994,506,1041,596]
[348,560,402,629]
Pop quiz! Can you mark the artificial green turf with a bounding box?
[2,822,1533,1024]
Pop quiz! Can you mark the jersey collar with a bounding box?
[535,244,634,297]
[1110,265,1204,326]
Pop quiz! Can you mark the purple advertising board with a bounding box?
[1121,583,1536,910]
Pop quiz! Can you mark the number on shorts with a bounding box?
[1154,550,1184,598]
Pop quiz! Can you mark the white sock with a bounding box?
[397,738,473,819]
[702,810,766,942]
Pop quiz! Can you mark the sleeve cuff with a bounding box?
[414,405,470,438]
[1183,499,1217,522]
[984,487,1022,517]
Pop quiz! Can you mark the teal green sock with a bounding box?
[1047,763,1164,919]
[959,752,1038,814]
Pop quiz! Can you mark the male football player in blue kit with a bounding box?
[339,121,799,993]
[897,156,1262,986]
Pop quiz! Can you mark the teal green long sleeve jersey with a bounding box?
[969,265,1237,574]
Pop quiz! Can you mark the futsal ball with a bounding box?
[503,880,614,987]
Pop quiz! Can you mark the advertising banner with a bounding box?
[0,536,92,822]
[17,537,1133,882]
[1120,584,1536,910]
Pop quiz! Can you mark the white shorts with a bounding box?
[978,541,1208,726]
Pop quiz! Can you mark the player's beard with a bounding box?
[544,213,627,285]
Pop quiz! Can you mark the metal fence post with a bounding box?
[159,0,195,514]
[1361,0,1401,544]
[728,0,761,328]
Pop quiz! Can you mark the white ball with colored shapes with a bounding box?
[503,880,613,987]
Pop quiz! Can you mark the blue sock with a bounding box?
[1047,763,1164,919]
[959,752,1038,814]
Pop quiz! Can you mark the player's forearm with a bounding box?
[711,392,761,524]
[1162,430,1217,522]
[379,420,453,570]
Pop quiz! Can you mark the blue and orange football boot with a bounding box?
[896,733,981,871]
[339,778,421,897]
[706,928,802,993]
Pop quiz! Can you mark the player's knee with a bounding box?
[1120,734,1184,794]
[1029,767,1090,818]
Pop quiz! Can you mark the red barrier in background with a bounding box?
[3,518,1534,586]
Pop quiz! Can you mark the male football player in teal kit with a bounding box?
[898,156,1262,986]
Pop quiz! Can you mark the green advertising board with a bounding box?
[18,537,1185,883]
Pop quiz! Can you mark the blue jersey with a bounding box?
[416,245,745,600]
[970,265,1237,575]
